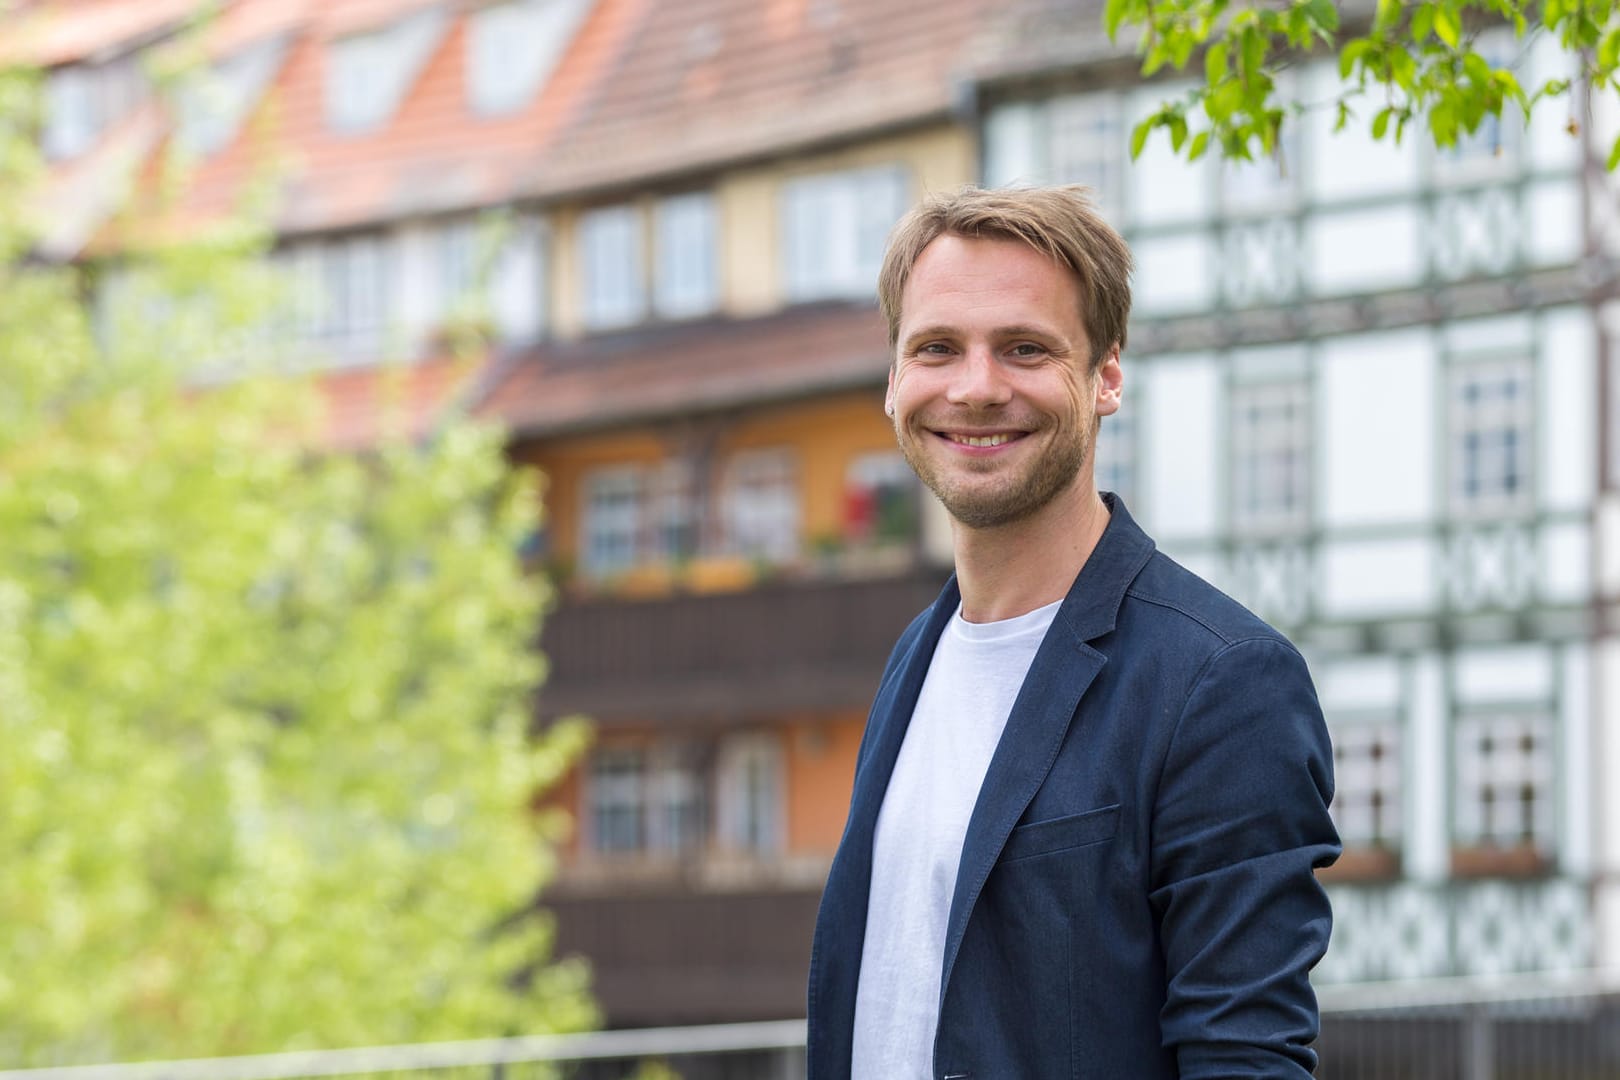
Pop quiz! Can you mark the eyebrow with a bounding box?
[901,324,1063,348]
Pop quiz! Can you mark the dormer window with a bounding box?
[326,8,446,135]
[43,57,144,161]
[175,37,287,157]
[467,0,590,117]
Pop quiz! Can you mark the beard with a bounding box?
[896,411,1090,529]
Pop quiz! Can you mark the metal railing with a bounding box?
[7,971,1620,1080]
[0,1021,807,1080]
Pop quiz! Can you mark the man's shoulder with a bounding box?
[1118,549,1298,659]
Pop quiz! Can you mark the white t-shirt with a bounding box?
[850,598,1062,1079]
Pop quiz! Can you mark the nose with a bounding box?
[945,345,1012,410]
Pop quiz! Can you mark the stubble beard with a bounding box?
[897,416,1090,530]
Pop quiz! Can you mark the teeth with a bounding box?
[952,433,1013,447]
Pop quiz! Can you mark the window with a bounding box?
[428,213,548,340]
[781,166,907,301]
[1453,709,1555,854]
[271,232,392,353]
[578,460,700,576]
[581,466,642,577]
[648,744,706,854]
[844,452,918,548]
[1093,410,1135,506]
[586,735,784,858]
[653,192,719,319]
[579,204,646,330]
[981,94,1124,214]
[1329,714,1402,851]
[43,65,98,160]
[717,734,783,854]
[467,0,588,115]
[176,38,286,157]
[438,218,480,312]
[1045,93,1124,214]
[1230,379,1311,534]
[589,748,647,853]
[1449,359,1532,516]
[721,449,800,560]
[327,9,445,134]
[42,57,145,160]
[489,214,548,341]
[646,460,699,562]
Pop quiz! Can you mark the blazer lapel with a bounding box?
[936,616,1105,1007]
[935,494,1158,1008]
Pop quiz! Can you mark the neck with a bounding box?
[951,477,1111,624]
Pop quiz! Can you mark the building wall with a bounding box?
[523,389,905,594]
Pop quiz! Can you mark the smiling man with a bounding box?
[806,186,1341,1079]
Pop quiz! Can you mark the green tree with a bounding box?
[1107,0,1620,167]
[0,57,594,1068]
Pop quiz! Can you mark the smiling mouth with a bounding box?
[941,432,1024,448]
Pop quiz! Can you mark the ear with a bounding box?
[1093,345,1123,418]
[885,365,897,417]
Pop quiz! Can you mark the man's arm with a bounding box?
[1149,636,1340,1078]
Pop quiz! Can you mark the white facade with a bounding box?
[984,42,1615,983]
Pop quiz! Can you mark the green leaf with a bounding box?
[1304,0,1339,33]
[1188,130,1212,160]
[1170,113,1190,151]
[1241,27,1266,83]
[1608,133,1620,171]
[1431,99,1458,145]
[1412,4,1435,43]
[1372,105,1394,140]
[1433,3,1461,48]
[1130,118,1153,160]
[1600,28,1620,72]
[1103,0,1130,41]
[1206,41,1230,85]
[1334,99,1351,132]
[1338,37,1372,79]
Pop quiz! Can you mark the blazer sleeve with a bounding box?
[1149,636,1341,1078]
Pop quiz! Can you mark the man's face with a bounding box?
[885,233,1121,530]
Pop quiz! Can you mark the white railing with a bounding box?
[0,1020,807,1080]
[9,972,1620,1080]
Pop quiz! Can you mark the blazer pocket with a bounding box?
[1000,804,1121,863]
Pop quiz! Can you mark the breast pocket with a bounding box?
[1000,803,1120,863]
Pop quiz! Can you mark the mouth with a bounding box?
[935,430,1029,450]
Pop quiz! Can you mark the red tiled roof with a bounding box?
[25,0,997,237]
[526,0,992,197]
[4,0,201,66]
[475,302,890,437]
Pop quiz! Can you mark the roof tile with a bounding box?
[476,303,890,437]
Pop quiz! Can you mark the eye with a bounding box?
[1008,342,1047,359]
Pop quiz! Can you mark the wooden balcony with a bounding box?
[538,564,952,726]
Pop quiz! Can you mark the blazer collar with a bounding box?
[1051,491,1157,643]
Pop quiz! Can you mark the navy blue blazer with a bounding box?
[807,496,1340,1079]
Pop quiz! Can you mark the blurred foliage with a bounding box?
[1108,0,1620,167]
[0,50,594,1068]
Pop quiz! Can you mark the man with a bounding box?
[807,186,1340,1079]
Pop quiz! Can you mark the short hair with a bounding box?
[876,185,1133,369]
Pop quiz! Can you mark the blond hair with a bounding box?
[876,185,1132,369]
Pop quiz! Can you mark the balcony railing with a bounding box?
[8,970,1620,1080]
[539,566,951,724]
